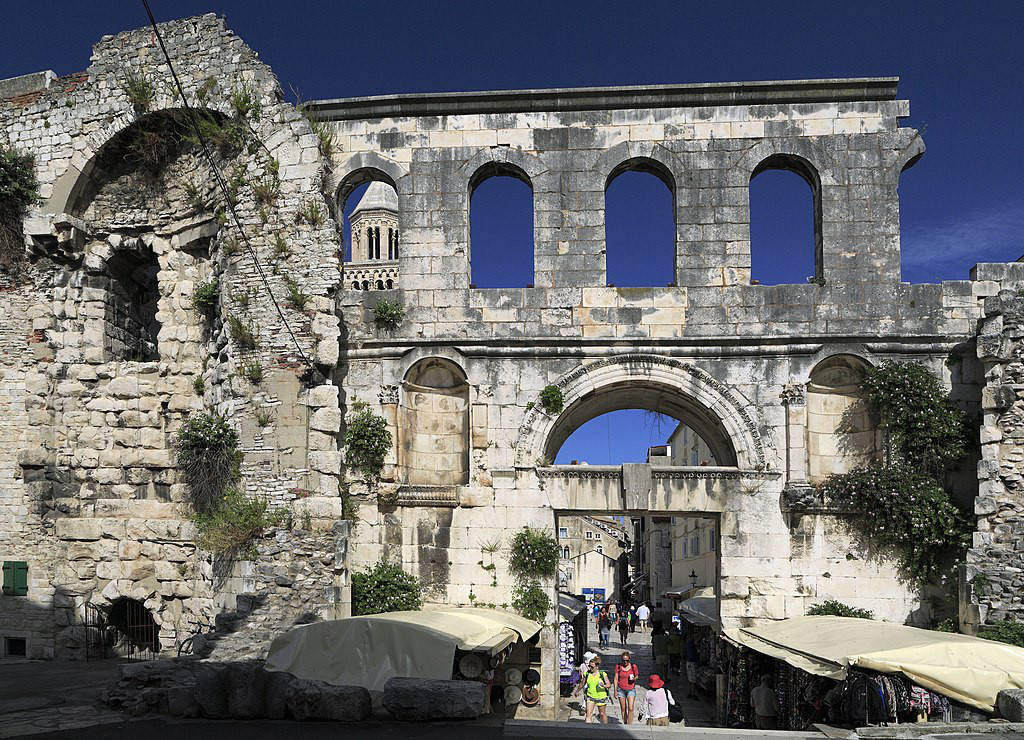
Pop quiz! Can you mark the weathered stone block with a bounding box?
[997,688,1024,721]
[284,678,371,721]
[382,677,485,720]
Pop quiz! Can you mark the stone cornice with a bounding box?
[309,78,901,121]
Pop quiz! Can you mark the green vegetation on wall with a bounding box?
[342,402,392,481]
[0,146,38,270]
[352,560,422,616]
[806,599,874,619]
[821,360,973,585]
[174,411,242,513]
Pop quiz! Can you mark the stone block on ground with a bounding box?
[225,661,268,719]
[382,677,486,720]
[284,678,371,721]
[998,688,1024,721]
[193,663,229,719]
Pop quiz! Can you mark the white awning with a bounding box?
[724,616,1024,713]
[265,606,541,691]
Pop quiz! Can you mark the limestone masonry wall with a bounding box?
[0,15,1018,720]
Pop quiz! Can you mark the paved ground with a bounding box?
[0,660,128,739]
[12,718,507,739]
[562,626,715,727]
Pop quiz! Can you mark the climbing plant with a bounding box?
[0,146,38,270]
[860,360,970,475]
[192,278,219,317]
[373,299,404,330]
[352,560,422,615]
[342,402,392,481]
[174,411,242,513]
[821,361,973,585]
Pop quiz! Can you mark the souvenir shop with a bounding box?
[719,616,1022,730]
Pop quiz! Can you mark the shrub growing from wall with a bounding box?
[175,411,242,513]
[352,560,422,616]
[0,146,38,270]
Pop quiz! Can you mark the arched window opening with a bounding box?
[605,160,675,287]
[361,280,369,290]
[399,358,470,485]
[469,163,533,288]
[553,408,721,467]
[385,279,393,289]
[338,171,398,264]
[375,279,384,290]
[352,280,360,290]
[107,597,159,655]
[104,245,161,361]
[562,546,570,559]
[806,355,878,483]
[749,154,821,286]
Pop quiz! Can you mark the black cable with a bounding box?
[141,0,315,370]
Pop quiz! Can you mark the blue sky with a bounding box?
[4,1,1021,463]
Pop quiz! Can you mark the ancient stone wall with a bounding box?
[1,14,344,658]
[965,264,1024,629]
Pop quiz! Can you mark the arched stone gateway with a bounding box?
[514,354,769,472]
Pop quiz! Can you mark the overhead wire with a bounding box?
[140,0,315,370]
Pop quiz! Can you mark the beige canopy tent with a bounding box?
[724,616,1024,713]
[265,607,541,691]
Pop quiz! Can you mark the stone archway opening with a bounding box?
[543,381,738,468]
[107,597,160,655]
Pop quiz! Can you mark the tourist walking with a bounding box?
[685,631,700,697]
[617,611,630,646]
[651,622,671,675]
[583,656,612,724]
[570,650,598,716]
[668,624,683,676]
[640,674,677,727]
[750,674,779,729]
[636,602,651,632]
[612,651,639,724]
[598,611,612,648]
[629,603,638,632]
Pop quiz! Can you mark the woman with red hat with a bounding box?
[641,674,677,727]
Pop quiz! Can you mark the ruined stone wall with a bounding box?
[965,263,1024,629]
[0,15,345,658]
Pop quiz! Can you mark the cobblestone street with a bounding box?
[563,626,715,727]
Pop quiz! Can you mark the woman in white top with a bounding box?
[642,674,676,727]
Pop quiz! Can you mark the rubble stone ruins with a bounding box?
[1,13,1021,716]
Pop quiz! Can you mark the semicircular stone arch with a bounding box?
[514,354,768,470]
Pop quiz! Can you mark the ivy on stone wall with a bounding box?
[352,560,422,616]
[978,619,1024,648]
[821,361,973,585]
[342,402,392,481]
[0,146,38,271]
[539,385,564,414]
[511,580,551,623]
[175,411,242,513]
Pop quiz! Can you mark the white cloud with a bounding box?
[901,206,1024,282]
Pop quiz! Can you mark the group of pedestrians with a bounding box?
[573,650,680,725]
[649,621,700,698]
[593,600,652,648]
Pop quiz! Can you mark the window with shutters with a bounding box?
[2,561,28,596]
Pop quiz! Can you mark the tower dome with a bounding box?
[350,181,398,217]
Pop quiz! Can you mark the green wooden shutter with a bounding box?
[2,561,27,596]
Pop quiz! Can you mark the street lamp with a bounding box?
[689,570,698,590]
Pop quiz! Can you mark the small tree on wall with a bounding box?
[342,402,392,481]
[174,411,242,513]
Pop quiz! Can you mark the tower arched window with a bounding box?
[366,227,374,260]
[374,226,381,259]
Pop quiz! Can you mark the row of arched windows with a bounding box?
[341,154,821,288]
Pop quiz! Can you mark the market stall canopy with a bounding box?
[559,592,587,622]
[724,616,1024,713]
[265,607,542,691]
[677,587,717,628]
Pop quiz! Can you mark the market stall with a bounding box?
[265,606,541,695]
[720,616,1024,729]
